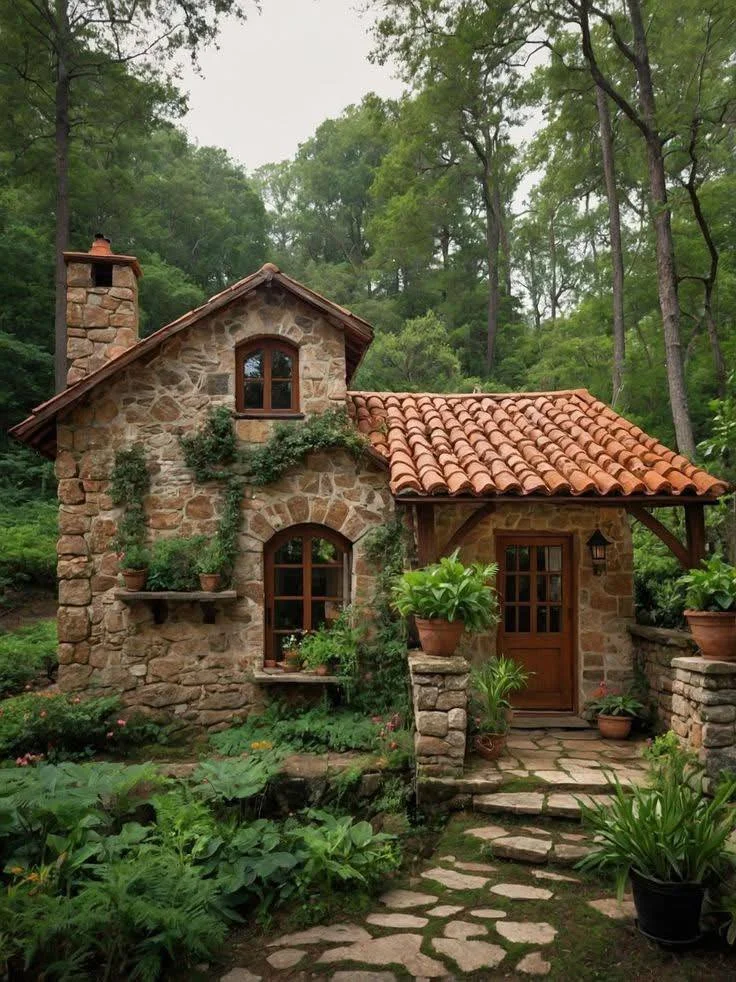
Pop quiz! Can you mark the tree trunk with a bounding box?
[627,0,695,457]
[485,198,501,369]
[595,84,626,407]
[54,0,72,392]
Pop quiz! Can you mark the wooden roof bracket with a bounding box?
[440,502,497,558]
[626,502,706,570]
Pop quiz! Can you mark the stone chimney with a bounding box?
[63,233,142,386]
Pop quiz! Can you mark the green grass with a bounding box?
[0,500,57,595]
[0,618,57,697]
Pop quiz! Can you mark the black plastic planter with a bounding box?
[630,868,705,945]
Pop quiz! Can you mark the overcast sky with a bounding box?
[179,0,405,172]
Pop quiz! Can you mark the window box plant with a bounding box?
[578,747,736,945]
[392,551,499,657]
[299,627,335,676]
[680,555,736,661]
[584,689,645,740]
[118,543,150,592]
[470,656,531,760]
[197,540,226,592]
[282,635,301,672]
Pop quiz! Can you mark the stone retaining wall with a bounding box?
[628,623,697,731]
[408,653,469,779]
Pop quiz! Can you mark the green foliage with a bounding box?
[584,693,646,719]
[119,542,151,571]
[179,405,236,482]
[243,408,367,486]
[0,692,166,761]
[632,517,686,627]
[299,624,341,671]
[196,539,228,576]
[146,536,207,592]
[211,704,384,756]
[110,445,150,556]
[191,752,282,806]
[393,551,500,632]
[0,619,57,697]
[679,554,736,611]
[470,656,531,734]
[0,501,57,595]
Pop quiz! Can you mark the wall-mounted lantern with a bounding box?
[586,529,611,576]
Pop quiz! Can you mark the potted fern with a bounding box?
[470,656,531,760]
[197,540,226,592]
[680,555,736,661]
[118,543,150,592]
[392,551,499,657]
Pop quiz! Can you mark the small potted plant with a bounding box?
[299,627,335,676]
[585,687,645,740]
[197,540,226,592]
[392,551,499,657]
[578,741,736,945]
[282,634,302,672]
[470,656,531,760]
[680,554,736,661]
[119,543,150,592]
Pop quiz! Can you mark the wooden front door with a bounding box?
[496,534,575,711]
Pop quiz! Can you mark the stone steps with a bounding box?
[473,791,614,820]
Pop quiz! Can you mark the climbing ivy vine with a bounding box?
[109,445,150,554]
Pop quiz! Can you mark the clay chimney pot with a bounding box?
[89,233,112,256]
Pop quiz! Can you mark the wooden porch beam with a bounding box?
[685,503,706,569]
[415,503,437,566]
[440,502,496,558]
[626,505,690,569]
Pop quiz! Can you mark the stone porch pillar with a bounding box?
[408,653,469,779]
[671,655,736,785]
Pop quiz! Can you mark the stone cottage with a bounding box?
[11,236,728,731]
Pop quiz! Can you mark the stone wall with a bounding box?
[65,261,139,385]
[434,502,634,708]
[670,656,736,783]
[55,284,393,727]
[409,653,469,778]
[629,623,696,731]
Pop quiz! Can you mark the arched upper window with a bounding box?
[264,524,351,662]
[235,338,299,414]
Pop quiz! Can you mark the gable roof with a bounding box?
[348,389,728,500]
[11,263,373,457]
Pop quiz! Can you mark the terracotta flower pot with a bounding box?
[415,617,465,657]
[313,664,330,676]
[263,659,277,669]
[284,651,301,673]
[685,610,736,661]
[474,733,507,760]
[199,573,221,592]
[597,714,633,740]
[121,568,147,591]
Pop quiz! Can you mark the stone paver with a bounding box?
[432,938,506,972]
[318,934,447,978]
[426,904,463,917]
[330,974,396,982]
[268,924,370,947]
[560,832,586,842]
[588,897,636,920]
[366,913,428,929]
[475,792,546,814]
[517,951,552,976]
[491,883,553,900]
[492,834,552,861]
[265,948,306,969]
[465,824,508,841]
[552,843,591,863]
[532,869,579,883]
[219,971,261,982]
[421,866,489,889]
[454,860,497,872]
[470,908,508,919]
[496,921,558,944]
[443,919,488,939]
[378,889,438,909]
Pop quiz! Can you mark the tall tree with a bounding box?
[1,0,252,392]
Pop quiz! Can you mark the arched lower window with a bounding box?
[235,338,299,414]
[264,524,351,661]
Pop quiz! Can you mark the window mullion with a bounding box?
[304,535,312,633]
[263,347,272,412]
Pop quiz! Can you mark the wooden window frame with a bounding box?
[235,337,300,415]
[264,524,352,662]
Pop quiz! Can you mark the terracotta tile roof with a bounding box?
[11,263,373,457]
[348,389,728,499]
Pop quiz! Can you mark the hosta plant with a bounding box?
[585,693,645,719]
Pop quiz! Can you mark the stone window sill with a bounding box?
[252,669,341,684]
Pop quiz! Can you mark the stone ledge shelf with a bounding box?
[114,589,237,625]
[252,669,341,685]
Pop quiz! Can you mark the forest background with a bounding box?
[1,1,735,612]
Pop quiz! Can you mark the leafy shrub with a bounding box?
[0,619,57,697]
[393,551,499,631]
[211,704,384,756]
[0,501,56,595]
[632,519,685,627]
[0,692,166,761]
[146,535,207,591]
[191,752,282,806]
